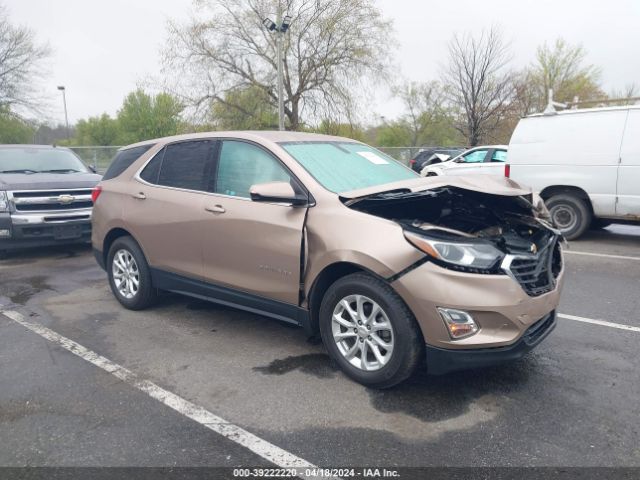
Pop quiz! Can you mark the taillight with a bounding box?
[504,164,510,178]
[91,186,103,203]
[409,159,416,165]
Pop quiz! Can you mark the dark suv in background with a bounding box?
[0,145,101,253]
[409,147,465,172]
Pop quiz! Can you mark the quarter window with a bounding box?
[215,141,291,198]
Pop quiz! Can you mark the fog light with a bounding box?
[0,229,11,238]
[437,307,479,339]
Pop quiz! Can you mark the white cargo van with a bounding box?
[507,106,640,239]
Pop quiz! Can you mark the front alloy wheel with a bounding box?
[332,294,394,371]
[319,273,424,388]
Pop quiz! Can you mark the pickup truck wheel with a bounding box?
[319,273,423,389]
[107,236,157,310]
[546,194,592,240]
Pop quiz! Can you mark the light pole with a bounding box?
[263,6,292,131]
[57,85,70,142]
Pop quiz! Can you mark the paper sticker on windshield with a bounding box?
[356,151,389,165]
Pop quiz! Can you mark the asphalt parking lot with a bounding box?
[1,225,639,473]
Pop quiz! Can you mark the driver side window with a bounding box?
[215,140,291,198]
[461,150,488,163]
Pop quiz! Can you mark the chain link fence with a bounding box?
[70,146,121,174]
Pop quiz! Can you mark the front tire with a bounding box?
[546,194,592,240]
[107,236,157,310]
[319,273,424,388]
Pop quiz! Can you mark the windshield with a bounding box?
[280,141,417,193]
[0,147,89,174]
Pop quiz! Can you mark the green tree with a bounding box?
[75,113,120,146]
[313,120,366,141]
[522,38,603,113]
[375,121,412,147]
[393,81,464,147]
[210,86,277,130]
[0,106,34,143]
[116,89,183,144]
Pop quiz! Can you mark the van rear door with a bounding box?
[617,109,640,218]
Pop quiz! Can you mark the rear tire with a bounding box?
[107,236,157,310]
[546,194,591,240]
[319,273,424,389]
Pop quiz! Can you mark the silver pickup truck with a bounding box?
[0,145,102,253]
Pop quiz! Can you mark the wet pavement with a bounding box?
[1,225,639,469]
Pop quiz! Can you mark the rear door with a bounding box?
[617,109,640,217]
[125,140,216,279]
[201,139,308,305]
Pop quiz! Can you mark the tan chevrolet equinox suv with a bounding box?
[91,131,564,388]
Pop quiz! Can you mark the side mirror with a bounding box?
[249,181,308,206]
[88,165,97,173]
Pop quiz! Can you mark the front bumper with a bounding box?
[391,257,564,350]
[0,211,92,250]
[426,311,556,374]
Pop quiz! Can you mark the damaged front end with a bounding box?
[345,185,563,297]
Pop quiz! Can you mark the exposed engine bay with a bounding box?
[346,186,563,295]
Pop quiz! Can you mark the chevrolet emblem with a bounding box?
[57,194,75,204]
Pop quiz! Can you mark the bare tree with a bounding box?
[444,27,514,146]
[0,4,50,115]
[162,0,394,130]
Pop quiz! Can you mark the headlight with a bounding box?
[0,191,8,212]
[404,231,504,271]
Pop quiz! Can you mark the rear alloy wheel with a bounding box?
[107,236,157,310]
[546,194,592,240]
[320,273,423,388]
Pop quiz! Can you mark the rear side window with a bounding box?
[155,140,214,191]
[102,145,154,180]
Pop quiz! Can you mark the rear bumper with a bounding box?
[0,211,92,250]
[426,311,556,374]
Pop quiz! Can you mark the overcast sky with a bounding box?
[5,0,640,125]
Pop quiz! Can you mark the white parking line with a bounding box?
[559,313,640,333]
[0,307,318,477]
[563,250,640,261]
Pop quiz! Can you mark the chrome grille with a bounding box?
[503,238,561,297]
[9,189,93,213]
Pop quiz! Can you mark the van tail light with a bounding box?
[409,159,416,166]
[504,164,511,178]
[91,186,103,203]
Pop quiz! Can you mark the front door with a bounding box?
[202,139,308,305]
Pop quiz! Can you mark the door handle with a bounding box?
[132,192,146,200]
[205,204,226,214]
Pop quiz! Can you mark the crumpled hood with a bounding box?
[0,172,102,191]
[339,175,531,202]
